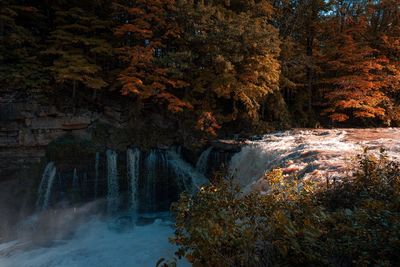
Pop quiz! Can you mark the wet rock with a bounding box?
[210,139,244,152]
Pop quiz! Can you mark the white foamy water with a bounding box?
[36,162,57,211]
[195,147,213,174]
[229,128,400,190]
[0,216,189,267]
[166,151,208,193]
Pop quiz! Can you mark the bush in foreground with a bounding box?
[170,151,400,266]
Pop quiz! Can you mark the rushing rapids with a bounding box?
[229,128,400,191]
[1,128,400,266]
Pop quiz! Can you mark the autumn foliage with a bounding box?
[171,151,400,266]
[1,0,400,134]
[113,0,192,113]
[320,1,400,124]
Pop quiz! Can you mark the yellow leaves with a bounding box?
[172,149,400,266]
[265,168,284,186]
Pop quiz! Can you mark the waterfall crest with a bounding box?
[228,129,400,190]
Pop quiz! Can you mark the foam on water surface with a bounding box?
[0,215,189,267]
[229,128,400,190]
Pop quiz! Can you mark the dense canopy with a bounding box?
[1,0,399,137]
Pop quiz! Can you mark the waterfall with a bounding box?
[72,168,79,192]
[144,150,157,211]
[36,162,57,210]
[106,150,120,215]
[127,148,140,213]
[166,150,208,193]
[94,152,100,199]
[196,147,213,174]
[228,129,365,189]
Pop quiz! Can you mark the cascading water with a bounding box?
[106,149,120,215]
[4,129,400,267]
[229,129,400,191]
[166,150,208,193]
[36,162,57,210]
[127,148,140,213]
[72,168,79,193]
[144,150,157,211]
[196,147,213,174]
[1,148,204,267]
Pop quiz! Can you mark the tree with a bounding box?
[44,4,112,98]
[173,0,282,130]
[113,0,192,113]
[272,0,327,126]
[0,0,48,93]
[320,0,400,124]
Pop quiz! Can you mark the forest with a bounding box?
[1,1,400,266]
[1,0,399,141]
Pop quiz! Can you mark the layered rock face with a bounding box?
[0,93,233,239]
[0,93,99,239]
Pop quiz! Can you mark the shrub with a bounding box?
[170,151,400,266]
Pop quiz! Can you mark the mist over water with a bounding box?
[0,206,189,267]
[0,148,202,267]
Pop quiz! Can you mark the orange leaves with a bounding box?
[329,113,349,122]
[118,75,143,95]
[196,112,221,138]
[155,92,193,113]
[166,79,189,89]
[151,81,165,91]
[321,7,400,124]
[127,7,144,15]
[114,0,192,113]
[121,83,139,95]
